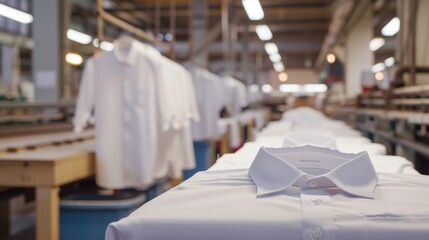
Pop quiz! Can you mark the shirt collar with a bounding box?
[113,37,138,66]
[248,146,378,199]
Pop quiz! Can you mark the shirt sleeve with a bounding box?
[73,58,95,133]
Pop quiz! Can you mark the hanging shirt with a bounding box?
[73,38,197,189]
[106,146,429,240]
[191,68,226,140]
[158,58,200,131]
[222,76,249,116]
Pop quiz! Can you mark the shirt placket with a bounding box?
[121,64,133,184]
[300,179,336,240]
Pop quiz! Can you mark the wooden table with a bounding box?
[0,129,95,153]
[0,141,96,240]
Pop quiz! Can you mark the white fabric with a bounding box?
[73,37,198,189]
[282,132,337,149]
[210,143,415,174]
[222,76,249,116]
[254,135,371,149]
[217,117,241,148]
[158,58,200,131]
[190,68,225,140]
[251,109,266,131]
[106,147,429,240]
[249,146,377,198]
[337,142,386,155]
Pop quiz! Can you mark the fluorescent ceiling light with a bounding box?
[264,43,279,55]
[384,57,395,67]
[381,17,400,36]
[304,84,327,93]
[269,53,281,63]
[371,63,385,73]
[279,84,300,93]
[369,37,385,51]
[0,3,33,24]
[279,84,327,93]
[262,84,272,93]
[255,25,272,41]
[242,0,264,21]
[65,52,83,66]
[93,39,114,51]
[273,62,285,72]
[250,84,260,92]
[67,29,92,45]
[101,41,114,51]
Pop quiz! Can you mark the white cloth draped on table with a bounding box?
[106,146,429,240]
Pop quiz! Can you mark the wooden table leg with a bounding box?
[0,199,10,238]
[36,186,59,240]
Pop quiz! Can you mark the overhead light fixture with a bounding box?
[65,52,83,66]
[0,3,33,24]
[279,84,327,93]
[304,84,328,93]
[371,63,385,73]
[100,41,114,51]
[255,25,272,41]
[384,57,395,67]
[250,84,260,92]
[381,17,400,36]
[93,39,114,51]
[278,72,288,82]
[262,84,272,93]
[67,29,93,45]
[273,62,285,72]
[326,53,336,64]
[279,84,300,93]
[375,72,384,81]
[369,37,385,51]
[242,0,264,21]
[264,43,279,55]
[269,53,281,63]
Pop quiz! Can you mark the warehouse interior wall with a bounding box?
[269,68,319,90]
[345,6,374,98]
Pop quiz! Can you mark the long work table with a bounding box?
[0,132,96,240]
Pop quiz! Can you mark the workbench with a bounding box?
[0,140,95,240]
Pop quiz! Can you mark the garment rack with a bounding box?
[96,0,169,49]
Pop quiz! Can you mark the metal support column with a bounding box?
[241,22,250,86]
[191,0,208,67]
[32,0,69,102]
[222,0,230,73]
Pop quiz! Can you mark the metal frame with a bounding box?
[96,0,168,49]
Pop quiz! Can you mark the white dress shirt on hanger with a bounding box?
[74,37,198,189]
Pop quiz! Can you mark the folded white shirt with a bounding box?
[107,146,429,240]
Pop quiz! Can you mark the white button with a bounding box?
[311,199,322,205]
[311,226,324,240]
[309,180,318,187]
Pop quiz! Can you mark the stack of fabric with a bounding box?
[105,107,429,240]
